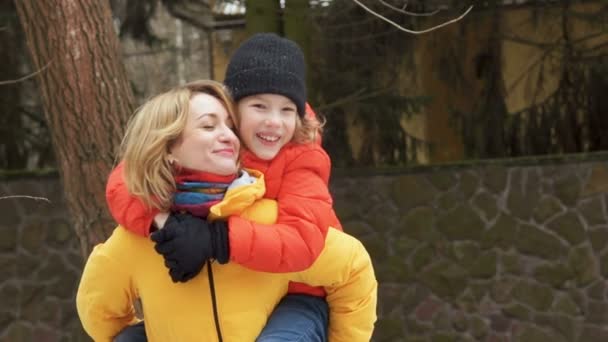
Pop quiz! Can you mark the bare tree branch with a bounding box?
[378,0,440,17]
[351,0,474,35]
[161,0,214,31]
[0,60,52,86]
[0,195,51,203]
[318,86,393,111]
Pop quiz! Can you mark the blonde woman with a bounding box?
[76,80,376,341]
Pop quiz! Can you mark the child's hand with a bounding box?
[150,213,229,282]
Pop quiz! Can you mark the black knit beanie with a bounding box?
[224,33,307,117]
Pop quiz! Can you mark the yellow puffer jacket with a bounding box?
[77,170,377,342]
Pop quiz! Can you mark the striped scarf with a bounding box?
[171,169,237,218]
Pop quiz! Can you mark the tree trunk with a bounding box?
[15,0,135,258]
[246,0,281,35]
[0,1,25,169]
[283,0,314,100]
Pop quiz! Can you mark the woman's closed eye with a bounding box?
[200,123,215,130]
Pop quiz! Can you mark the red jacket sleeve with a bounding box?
[105,161,158,237]
[228,144,339,273]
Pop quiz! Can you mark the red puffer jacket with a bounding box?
[236,141,343,296]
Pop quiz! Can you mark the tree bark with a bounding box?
[15,0,135,258]
[283,0,313,95]
[1,1,25,169]
[246,0,281,35]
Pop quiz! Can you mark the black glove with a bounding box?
[150,213,230,282]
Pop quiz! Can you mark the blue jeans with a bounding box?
[256,294,329,342]
[113,321,146,342]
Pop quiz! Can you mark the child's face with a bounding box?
[169,93,240,175]
[237,94,297,160]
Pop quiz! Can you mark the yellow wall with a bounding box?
[351,2,608,164]
[211,29,249,82]
[211,3,608,165]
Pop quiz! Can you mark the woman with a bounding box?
[76,80,376,341]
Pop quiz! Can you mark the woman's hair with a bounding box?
[119,80,237,211]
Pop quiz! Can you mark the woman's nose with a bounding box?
[219,126,237,141]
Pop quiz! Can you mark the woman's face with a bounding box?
[237,94,297,160]
[169,93,240,175]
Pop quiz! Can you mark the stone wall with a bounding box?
[3,156,608,341]
[0,174,86,341]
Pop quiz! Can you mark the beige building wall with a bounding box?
[207,3,608,165]
[353,2,608,164]
[211,29,249,82]
[120,4,212,103]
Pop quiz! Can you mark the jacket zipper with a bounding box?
[207,260,223,342]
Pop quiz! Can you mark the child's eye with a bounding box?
[201,124,215,130]
[252,103,266,110]
[282,107,296,116]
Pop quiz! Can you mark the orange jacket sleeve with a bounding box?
[105,161,158,237]
[228,144,340,273]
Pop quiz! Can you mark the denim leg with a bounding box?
[256,294,329,342]
[113,321,147,342]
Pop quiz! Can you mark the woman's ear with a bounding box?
[167,154,176,165]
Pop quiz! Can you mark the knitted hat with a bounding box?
[224,33,307,117]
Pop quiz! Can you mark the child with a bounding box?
[78,80,376,341]
[106,34,361,340]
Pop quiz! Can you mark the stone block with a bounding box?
[567,245,598,287]
[512,280,554,311]
[588,227,608,253]
[473,191,499,222]
[582,165,608,197]
[411,244,436,272]
[534,313,579,342]
[585,300,608,325]
[400,207,440,242]
[552,294,580,316]
[419,260,468,299]
[468,251,497,279]
[547,212,586,246]
[436,205,485,241]
[516,324,567,342]
[1,321,32,342]
[46,219,72,247]
[458,171,480,201]
[578,325,608,342]
[481,215,518,250]
[0,284,18,314]
[481,166,508,195]
[20,220,48,254]
[533,263,574,288]
[437,190,463,211]
[427,171,457,192]
[372,318,405,342]
[554,174,581,207]
[515,224,567,260]
[578,197,605,226]
[0,225,17,253]
[391,175,437,210]
[502,303,531,321]
[533,196,564,224]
